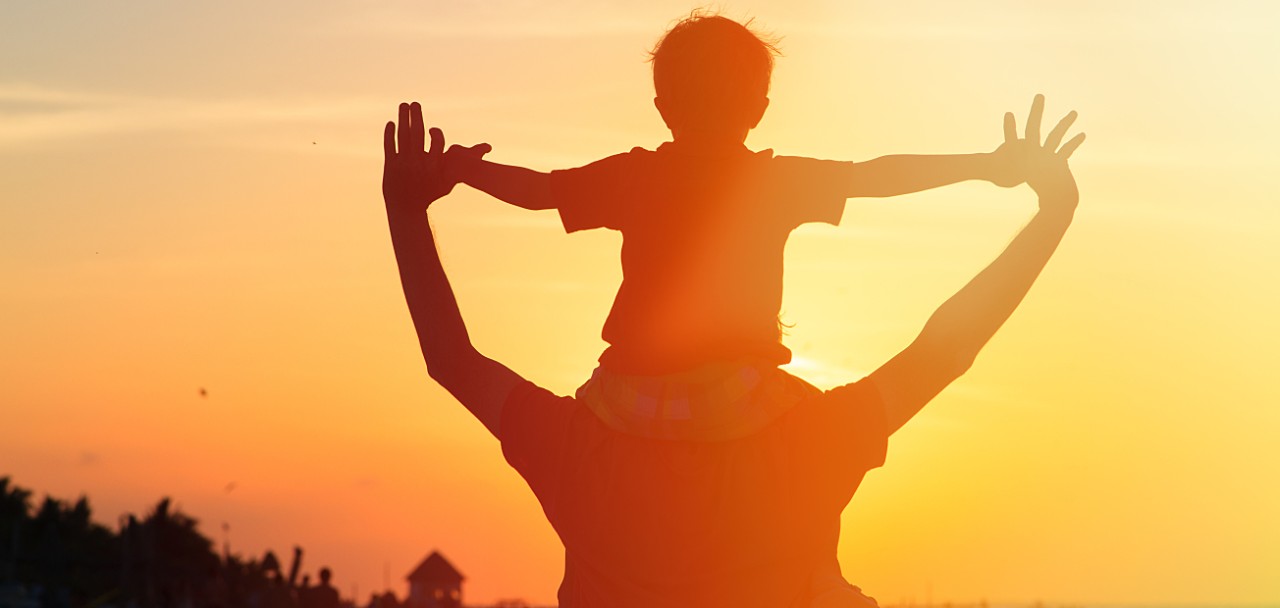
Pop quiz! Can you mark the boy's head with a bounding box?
[650,12,779,141]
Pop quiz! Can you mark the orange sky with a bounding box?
[2,1,1278,605]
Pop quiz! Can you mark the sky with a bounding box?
[2,0,1278,605]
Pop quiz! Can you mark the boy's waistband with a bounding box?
[575,360,821,442]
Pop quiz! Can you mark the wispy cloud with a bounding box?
[322,15,653,41]
[0,83,479,151]
[788,2,1278,43]
[461,277,599,294]
[310,2,657,41]
[0,81,652,160]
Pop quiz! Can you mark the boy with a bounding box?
[442,13,1030,441]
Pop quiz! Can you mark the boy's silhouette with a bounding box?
[380,98,1082,606]
[380,13,1083,608]
[443,14,1036,441]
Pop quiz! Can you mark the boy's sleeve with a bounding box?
[770,156,858,227]
[548,150,639,233]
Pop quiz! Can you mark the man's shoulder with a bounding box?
[502,381,577,432]
[786,376,889,468]
[500,381,587,461]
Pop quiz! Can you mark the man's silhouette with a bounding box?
[306,568,340,608]
[380,91,1083,607]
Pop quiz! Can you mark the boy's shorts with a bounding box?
[576,360,823,441]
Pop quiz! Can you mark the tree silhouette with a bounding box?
[121,497,220,608]
[1,476,34,581]
[1,478,344,608]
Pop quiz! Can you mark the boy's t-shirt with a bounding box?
[550,141,854,374]
[501,376,888,608]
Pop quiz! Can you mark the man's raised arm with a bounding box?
[870,95,1086,434]
[382,102,525,439]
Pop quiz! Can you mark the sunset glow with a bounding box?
[3,1,1278,605]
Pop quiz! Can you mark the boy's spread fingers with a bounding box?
[383,121,396,159]
[1058,132,1086,159]
[1003,112,1017,144]
[1044,111,1077,152]
[1027,94,1045,145]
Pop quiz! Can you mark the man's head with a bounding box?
[650,12,779,141]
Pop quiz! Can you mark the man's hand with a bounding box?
[1011,95,1085,213]
[381,101,490,216]
[379,101,520,440]
[988,94,1084,192]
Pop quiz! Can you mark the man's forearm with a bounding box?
[871,97,1084,434]
[386,209,477,379]
[849,153,994,198]
[451,156,554,210]
[918,202,1074,369]
[386,208,519,438]
[875,200,1074,434]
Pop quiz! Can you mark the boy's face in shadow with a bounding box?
[654,95,770,143]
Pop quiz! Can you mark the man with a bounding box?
[380,97,1082,607]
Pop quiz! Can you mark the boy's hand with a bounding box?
[988,126,1032,188]
[382,101,490,216]
[442,140,492,186]
[988,94,1080,189]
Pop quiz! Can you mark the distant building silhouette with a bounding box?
[405,551,462,608]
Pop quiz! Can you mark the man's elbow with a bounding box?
[424,348,476,391]
[911,337,978,386]
[426,358,459,389]
[947,349,977,381]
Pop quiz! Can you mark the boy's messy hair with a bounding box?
[649,10,781,133]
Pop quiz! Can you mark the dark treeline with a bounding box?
[0,477,362,608]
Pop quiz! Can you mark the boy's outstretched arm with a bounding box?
[868,98,1085,434]
[448,151,555,210]
[843,152,999,198]
[383,102,526,439]
[843,96,1072,198]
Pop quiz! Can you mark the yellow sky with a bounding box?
[2,1,1278,605]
